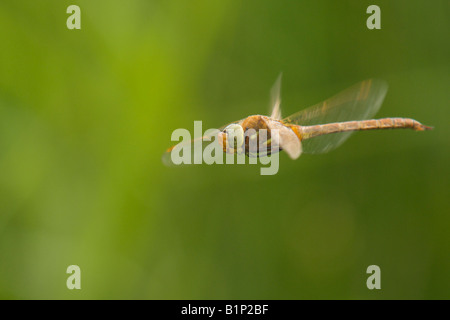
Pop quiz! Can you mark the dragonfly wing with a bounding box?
[269,73,283,120]
[283,79,388,154]
[161,130,218,166]
[266,119,302,160]
[279,129,302,159]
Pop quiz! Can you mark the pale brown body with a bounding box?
[218,115,432,158]
[299,117,432,140]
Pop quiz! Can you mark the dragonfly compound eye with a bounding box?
[223,124,244,152]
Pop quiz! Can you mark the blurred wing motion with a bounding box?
[283,79,388,154]
[162,129,220,166]
[269,73,283,120]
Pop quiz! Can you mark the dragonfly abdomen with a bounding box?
[300,117,433,140]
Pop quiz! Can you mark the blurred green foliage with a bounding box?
[0,0,448,299]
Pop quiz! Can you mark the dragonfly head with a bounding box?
[218,123,245,154]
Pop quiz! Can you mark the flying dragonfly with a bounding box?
[163,75,432,164]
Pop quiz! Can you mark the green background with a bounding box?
[0,0,448,299]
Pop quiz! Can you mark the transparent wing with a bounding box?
[269,73,283,120]
[283,79,388,154]
[162,133,215,167]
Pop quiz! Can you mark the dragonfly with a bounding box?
[163,75,432,164]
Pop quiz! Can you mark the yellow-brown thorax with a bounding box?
[218,115,302,157]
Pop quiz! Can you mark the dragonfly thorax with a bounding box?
[218,115,277,157]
